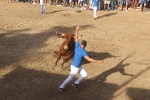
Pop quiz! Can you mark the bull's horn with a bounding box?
[61,34,65,36]
[56,31,64,36]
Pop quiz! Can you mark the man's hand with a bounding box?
[75,26,80,42]
[76,26,80,31]
[85,56,104,64]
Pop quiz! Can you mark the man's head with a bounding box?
[81,40,87,48]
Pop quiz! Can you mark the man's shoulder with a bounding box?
[75,41,80,43]
[75,41,80,45]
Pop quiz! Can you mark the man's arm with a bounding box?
[84,56,103,64]
[75,26,80,42]
[99,0,100,10]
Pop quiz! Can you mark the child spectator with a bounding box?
[40,0,46,14]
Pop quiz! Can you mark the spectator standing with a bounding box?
[56,0,62,6]
[7,0,14,3]
[48,0,51,5]
[132,0,138,10]
[40,0,46,14]
[103,0,111,10]
[71,0,78,7]
[111,0,117,10]
[63,0,68,6]
[140,0,146,11]
[28,0,32,3]
[80,0,85,10]
[120,0,130,12]
[147,0,150,8]
[32,0,36,4]
[92,0,100,20]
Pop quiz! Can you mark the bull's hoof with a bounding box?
[52,64,56,70]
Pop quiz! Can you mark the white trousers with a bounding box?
[59,65,87,88]
[93,7,97,18]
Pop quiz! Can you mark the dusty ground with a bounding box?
[0,0,150,100]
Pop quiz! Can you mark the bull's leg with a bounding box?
[55,52,62,67]
[61,53,73,68]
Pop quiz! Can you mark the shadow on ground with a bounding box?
[127,88,150,100]
[91,56,134,83]
[1,27,150,100]
[0,65,150,100]
[98,12,118,19]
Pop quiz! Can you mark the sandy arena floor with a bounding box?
[0,0,150,100]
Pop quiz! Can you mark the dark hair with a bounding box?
[81,40,87,47]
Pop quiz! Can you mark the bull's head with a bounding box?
[56,32,75,50]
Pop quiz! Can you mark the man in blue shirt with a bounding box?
[92,0,100,20]
[58,26,104,92]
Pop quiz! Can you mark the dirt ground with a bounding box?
[0,0,150,100]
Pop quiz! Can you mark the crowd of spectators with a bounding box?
[7,0,150,12]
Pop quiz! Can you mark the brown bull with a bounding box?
[55,32,75,68]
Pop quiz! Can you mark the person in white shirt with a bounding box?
[40,0,46,14]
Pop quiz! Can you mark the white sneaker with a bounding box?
[126,10,128,12]
[93,17,97,20]
[32,2,36,4]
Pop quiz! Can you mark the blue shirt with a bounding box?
[92,0,99,7]
[72,42,88,68]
